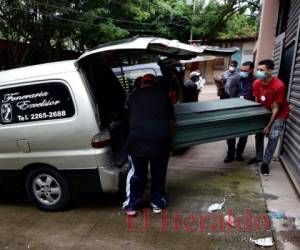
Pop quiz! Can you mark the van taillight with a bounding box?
[92,131,111,148]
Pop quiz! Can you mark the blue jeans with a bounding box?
[255,119,285,166]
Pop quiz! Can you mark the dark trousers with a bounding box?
[123,153,170,210]
[226,136,248,158]
[220,93,230,100]
[221,94,248,158]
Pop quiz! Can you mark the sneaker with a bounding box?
[260,163,270,175]
[224,156,235,163]
[152,207,162,214]
[125,209,137,216]
[247,157,262,165]
[151,203,163,214]
[236,153,244,161]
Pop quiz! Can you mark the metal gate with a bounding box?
[280,0,300,194]
[272,33,285,77]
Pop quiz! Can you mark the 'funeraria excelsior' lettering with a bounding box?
[2,91,60,110]
[3,91,49,102]
[16,100,61,110]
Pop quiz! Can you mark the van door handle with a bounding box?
[17,139,31,153]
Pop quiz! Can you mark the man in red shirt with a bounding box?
[248,59,289,175]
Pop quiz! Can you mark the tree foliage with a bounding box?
[0,0,260,67]
[218,13,257,39]
[191,0,260,42]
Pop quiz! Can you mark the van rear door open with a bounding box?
[76,37,204,63]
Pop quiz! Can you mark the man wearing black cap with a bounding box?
[183,71,201,102]
[122,74,175,216]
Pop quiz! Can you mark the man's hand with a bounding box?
[263,103,279,136]
[264,126,270,135]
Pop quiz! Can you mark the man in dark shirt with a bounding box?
[230,61,256,101]
[183,71,199,102]
[214,60,239,99]
[224,61,256,163]
[122,74,175,216]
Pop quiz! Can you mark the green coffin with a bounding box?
[173,98,271,149]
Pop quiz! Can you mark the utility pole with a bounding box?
[189,0,197,44]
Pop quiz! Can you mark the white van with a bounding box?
[0,37,204,211]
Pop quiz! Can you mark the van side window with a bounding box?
[0,82,75,124]
[115,68,157,94]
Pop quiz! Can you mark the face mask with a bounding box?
[256,70,266,80]
[240,72,248,78]
[229,66,235,72]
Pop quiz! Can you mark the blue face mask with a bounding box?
[240,72,248,78]
[256,71,266,80]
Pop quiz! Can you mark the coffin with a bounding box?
[173,98,271,149]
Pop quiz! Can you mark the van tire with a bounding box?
[25,167,71,211]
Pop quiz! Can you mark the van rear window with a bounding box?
[0,82,75,124]
[115,68,157,93]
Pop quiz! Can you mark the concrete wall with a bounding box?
[185,39,255,84]
[241,41,255,63]
[204,58,225,84]
[229,41,255,65]
[255,0,280,65]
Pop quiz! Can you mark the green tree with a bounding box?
[218,13,257,39]
[0,0,260,67]
[0,0,33,66]
[191,0,260,42]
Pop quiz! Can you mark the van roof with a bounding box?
[0,60,76,85]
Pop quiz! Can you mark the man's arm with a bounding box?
[229,76,240,98]
[213,78,224,89]
[167,96,176,137]
[264,102,279,135]
[264,84,287,134]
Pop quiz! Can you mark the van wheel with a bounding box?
[25,167,71,211]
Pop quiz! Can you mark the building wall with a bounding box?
[231,45,242,65]
[255,0,280,65]
[204,58,225,84]
[241,42,255,63]
[231,41,256,65]
[185,40,255,84]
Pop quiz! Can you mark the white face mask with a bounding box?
[195,77,204,89]
[229,66,235,72]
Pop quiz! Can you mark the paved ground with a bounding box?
[0,141,274,250]
[200,84,300,249]
[0,84,298,250]
[261,161,300,250]
[199,84,219,102]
